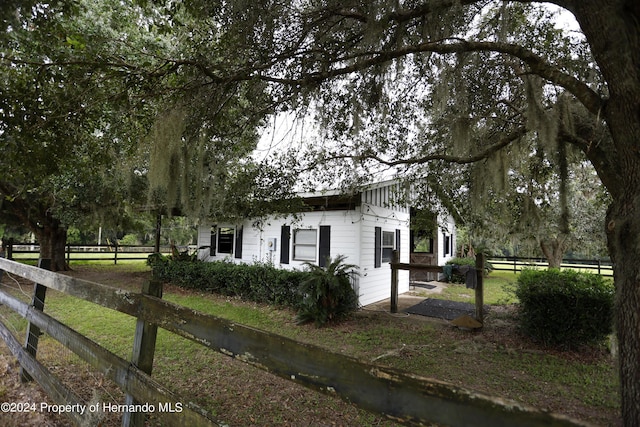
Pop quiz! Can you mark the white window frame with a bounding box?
[293,229,317,261]
[381,231,395,263]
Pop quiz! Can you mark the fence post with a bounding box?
[114,243,118,265]
[122,279,163,427]
[475,254,484,324]
[7,238,13,260]
[154,213,162,254]
[21,258,50,382]
[390,250,399,313]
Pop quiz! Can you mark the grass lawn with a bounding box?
[423,270,520,305]
[0,264,620,426]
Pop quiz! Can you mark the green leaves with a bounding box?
[65,34,86,49]
[296,255,359,326]
[515,269,614,348]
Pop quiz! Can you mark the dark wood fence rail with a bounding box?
[391,252,485,324]
[5,242,175,264]
[0,257,586,427]
[487,255,613,276]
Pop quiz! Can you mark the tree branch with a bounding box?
[321,126,527,167]
[260,38,603,117]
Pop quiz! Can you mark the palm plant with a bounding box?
[296,255,359,326]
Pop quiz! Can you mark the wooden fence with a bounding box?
[0,257,587,426]
[488,256,613,276]
[5,242,175,264]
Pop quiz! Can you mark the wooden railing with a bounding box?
[0,257,586,426]
[391,252,485,324]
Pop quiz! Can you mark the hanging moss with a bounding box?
[146,107,188,209]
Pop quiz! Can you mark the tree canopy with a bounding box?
[110,1,640,424]
[0,0,161,268]
[2,0,640,424]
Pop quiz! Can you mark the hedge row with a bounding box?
[147,254,309,309]
[515,268,614,348]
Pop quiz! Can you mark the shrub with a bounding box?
[444,257,493,283]
[147,255,308,309]
[515,269,614,348]
[147,255,360,325]
[296,255,359,326]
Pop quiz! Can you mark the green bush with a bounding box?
[147,255,360,325]
[296,255,359,326]
[444,257,493,283]
[147,255,307,309]
[515,269,614,348]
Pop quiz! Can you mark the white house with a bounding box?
[196,180,456,307]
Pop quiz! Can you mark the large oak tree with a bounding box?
[155,0,636,423]
[0,1,163,269]
[2,0,639,424]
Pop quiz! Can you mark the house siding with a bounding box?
[356,202,410,306]
[195,181,439,307]
[198,210,361,269]
[196,205,409,307]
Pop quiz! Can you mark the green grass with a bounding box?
[0,265,620,426]
[426,270,519,305]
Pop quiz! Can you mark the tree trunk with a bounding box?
[606,196,640,425]
[568,2,640,424]
[35,216,68,272]
[539,236,568,269]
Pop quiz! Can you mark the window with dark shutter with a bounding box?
[218,227,234,254]
[293,229,316,261]
[382,231,394,263]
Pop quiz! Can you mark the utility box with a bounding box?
[267,238,277,252]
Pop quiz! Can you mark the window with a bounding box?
[218,227,235,254]
[381,231,395,262]
[293,229,316,261]
[411,230,434,253]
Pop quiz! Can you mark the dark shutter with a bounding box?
[210,225,217,256]
[374,226,382,268]
[444,233,450,255]
[319,226,331,267]
[280,225,290,264]
[234,226,243,259]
